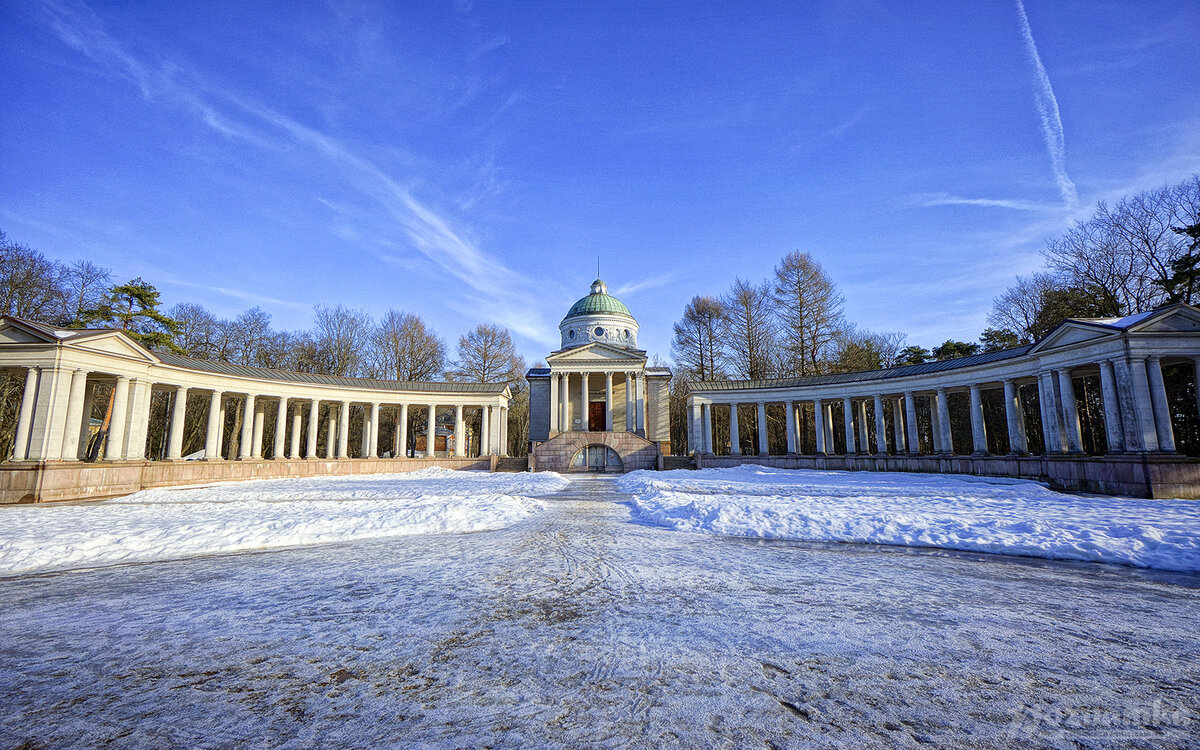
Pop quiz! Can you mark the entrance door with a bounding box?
[587,445,606,471]
[588,402,605,432]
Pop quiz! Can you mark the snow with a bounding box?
[0,468,568,577]
[618,465,1200,572]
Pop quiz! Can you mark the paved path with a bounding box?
[1,475,1198,748]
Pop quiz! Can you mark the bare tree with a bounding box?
[61,260,112,325]
[372,311,447,381]
[453,323,525,384]
[773,251,844,376]
[229,307,274,366]
[312,304,374,377]
[671,295,727,381]
[0,232,68,322]
[169,302,220,358]
[987,272,1059,341]
[722,278,776,380]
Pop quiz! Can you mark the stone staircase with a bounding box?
[494,456,530,473]
[661,455,697,471]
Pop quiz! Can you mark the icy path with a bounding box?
[2,476,1198,748]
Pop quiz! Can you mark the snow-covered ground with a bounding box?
[0,468,567,577]
[618,466,1200,572]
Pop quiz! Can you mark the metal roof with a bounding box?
[561,279,635,321]
[153,352,510,394]
[688,345,1034,392]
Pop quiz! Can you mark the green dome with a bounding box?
[562,279,634,320]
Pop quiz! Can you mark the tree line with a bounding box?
[0,229,531,456]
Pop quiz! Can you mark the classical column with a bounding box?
[426,404,437,457]
[892,397,906,454]
[235,394,254,460]
[59,369,90,461]
[1055,371,1083,453]
[1145,356,1176,452]
[729,403,741,456]
[561,374,570,432]
[755,401,768,455]
[167,386,190,460]
[784,401,797,454]
[203,391,223,460]
[336,401,350,459]
[702,402,713,454]
[215,393,227,459]
[857,400,869,454]
[936,388,952,454]
[1098,361,1123,453]
[368,402,381,458]
[904,392,919,455]
[12,367,40,461]
[580,372,589,432]
[968,385,987,454]
[252,398,266,459]
[1116,358,1156,451]
[453,405,465,457]
[549,371,559,433]
[1038,372,1064,453]
[501,406,509,455]
[605,372,614,431]
[359,405,371,458]
[398,404,409,457]
[813,398,826,455]
[843,397,856,454]
[635,373,646,433]
[1003,380,1026,454]
[928,394,943,453]
[625,372,634,431]
[325,404,337,458]
[290,404,302,458]
[481,405,491,455]
[105,376,131,461]
[306,400,320,459]
[689,401,701,453]
[874,395,887,454]
[274,398,289,459]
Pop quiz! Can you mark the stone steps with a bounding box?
[494,457,530,473]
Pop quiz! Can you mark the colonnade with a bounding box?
[548,370,645,434]
[688,355,1189,458]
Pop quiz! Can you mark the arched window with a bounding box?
[570,444,623,472]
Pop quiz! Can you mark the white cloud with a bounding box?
[1015,0,1078,209]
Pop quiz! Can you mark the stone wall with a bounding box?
[528,376,551,442]
[0,456,493,504]
[530,431,660,473]
[694,453,1200,499]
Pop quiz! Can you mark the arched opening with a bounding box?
[570,444,623,473]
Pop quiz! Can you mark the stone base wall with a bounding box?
[530,431,661,473]
[0,456,494,504]
[693,452,1200,499]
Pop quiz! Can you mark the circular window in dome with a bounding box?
[568,330,576,339]
[595,326,605,337]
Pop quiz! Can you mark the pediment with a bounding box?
[69,332,158,363]
[1030,321,1117,353]
[1129,306,1200,334]
[547,342,646,365]
[0,322,52,345]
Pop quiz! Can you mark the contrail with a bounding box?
[1015,0,1078,209]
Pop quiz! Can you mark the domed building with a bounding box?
[527,279,672,472]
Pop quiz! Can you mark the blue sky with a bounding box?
[2,1,1198,365]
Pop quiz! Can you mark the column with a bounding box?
[481,405,491,455]
[397,404,409,457]
[968,384,987,454]
[1057,371,1084,453]
[426,404,437,457]
[1146,357,1176,452]
[549,371,559,433]
[784,401,797,454]
[561,374,570,432]
[756,401,768,455]
[274,398,289,459]
[857,400,869,453]
[825,403,836,452]
[215,392,226,460]
[1099,362,1124,453]
[368,402,381,458]
[1003,380,1026,454]
[892,397,906,454]
[689,401,701,453]
[252,398,265,459]
[453,405,465,457]
[636,373,646,434]
[500,406,508,456]
[290,404,302,458]
[580,372,589,432]
[77,384,96,458]
[237,394,255,459]
[604,372,613,431]
[104,376,131,461]
[729,403,741,456]
[59,369,89,460]
[843,397,856,454]
[306,400,320,459]
[360,405,371,458]
[203,391,223,459]
[167,385,190,460]
[813,398,827,455]
[936,388,952,454]
[702,403,713,454]
[325,405,336,457]
[929,394,943,453]
[625,372,634,431]
[12,367,40,460]
[904,391,919,455]
[1038,372,1063,453]
[874,395,887,455]
[1116,358,1157,451]
[337,401,350,459]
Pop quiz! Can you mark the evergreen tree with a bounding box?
[81,277,181,352]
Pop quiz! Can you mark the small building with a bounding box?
[527,279,671,472]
